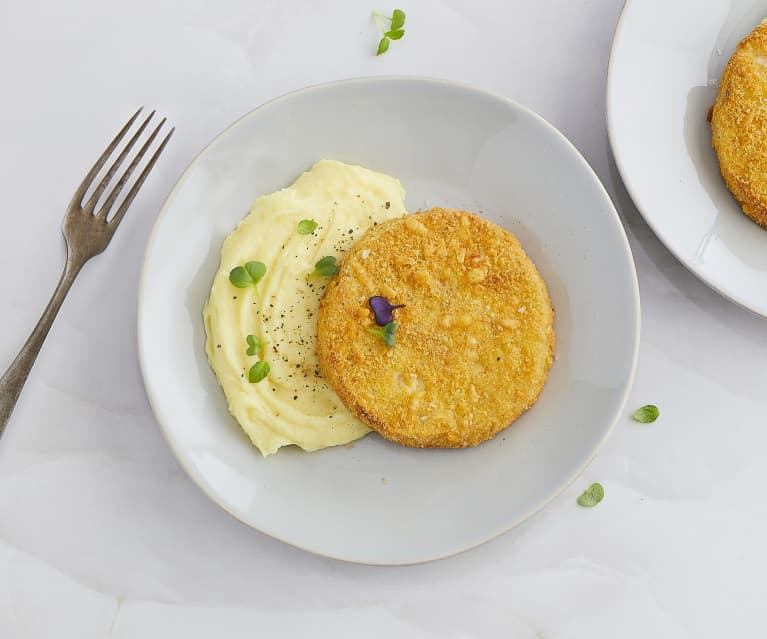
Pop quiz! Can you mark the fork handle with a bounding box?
[0,258,83,438]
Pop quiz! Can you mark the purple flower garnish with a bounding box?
[369,296,405,326]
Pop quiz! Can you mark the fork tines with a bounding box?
[73,107,174,227]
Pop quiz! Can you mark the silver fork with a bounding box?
[0,108,173,437]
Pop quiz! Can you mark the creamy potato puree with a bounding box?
[203,160,407,456]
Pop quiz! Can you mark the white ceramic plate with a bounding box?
[138,77,639,564]
[608,0,767,317]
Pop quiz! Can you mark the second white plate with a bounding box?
[608,0,767,317]
[139,77,639,564]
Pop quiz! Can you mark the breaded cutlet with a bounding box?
[316,208,555,449]
[711,19,767,228]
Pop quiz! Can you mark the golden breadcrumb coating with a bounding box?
[712,19,767,228]
[316,208,555,448]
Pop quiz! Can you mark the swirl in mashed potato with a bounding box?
[203,160,407,456]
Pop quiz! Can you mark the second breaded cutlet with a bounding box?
[711,19,767,228]
[316,208,555,449]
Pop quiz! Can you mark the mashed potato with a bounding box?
[203,160,406,456]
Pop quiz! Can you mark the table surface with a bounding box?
[1,1,765,637]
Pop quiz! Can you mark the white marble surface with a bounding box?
[1,0,765,636]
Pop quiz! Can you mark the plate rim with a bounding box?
[606,0,766,319]
[137,75,641,564]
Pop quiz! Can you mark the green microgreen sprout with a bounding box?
[248,360,270,384]
[577,483,605,508]
[245,333,270,383]
[245,334,269,357]
[229,261,267,288]
[367,321,398,347]
[373,8,406,55]
[632,404,659,423]
[297,219,318,235]
[310,255,339,277]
